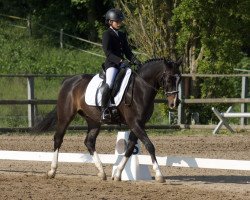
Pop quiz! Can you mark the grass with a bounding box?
[0,19,102,127]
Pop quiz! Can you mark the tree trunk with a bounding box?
[87,0,97,41]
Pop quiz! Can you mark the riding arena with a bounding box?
[0,61,249,199]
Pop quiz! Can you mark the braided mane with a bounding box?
[142,58,174,66]
[143,58,165,64]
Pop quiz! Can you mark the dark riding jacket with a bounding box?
[102,28,134,70]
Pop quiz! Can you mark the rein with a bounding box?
[133,71,158,92]
[133,70,180,95]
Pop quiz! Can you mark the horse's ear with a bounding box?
[176,57,183,67]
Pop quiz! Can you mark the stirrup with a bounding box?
[101,108,111,122]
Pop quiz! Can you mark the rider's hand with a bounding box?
[131,57,142,72]
[120,60,130,68]
[132,58,141,66]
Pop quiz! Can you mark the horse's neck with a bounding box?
[139,62,164,87]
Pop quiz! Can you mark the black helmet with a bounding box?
[105,8,125,21]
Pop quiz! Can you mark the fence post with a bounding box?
[241,76,248,125]
[27,76,35,127]
[27,15,32,36]
[177,80,184,124]
[60,29,63,48]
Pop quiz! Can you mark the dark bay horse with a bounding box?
[35,58,181,183]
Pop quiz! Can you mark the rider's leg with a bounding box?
[106,67,118,88]
[101,67,118,121]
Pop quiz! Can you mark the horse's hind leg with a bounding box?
[112,131,138,181]
[47,107,76,178]
[84,118,106,180]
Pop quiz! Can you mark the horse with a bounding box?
[34,58,182,183]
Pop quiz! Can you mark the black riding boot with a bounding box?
[101,83,111,122]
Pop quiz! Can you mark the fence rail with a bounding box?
[0,100,56,105]
[1,98,250,105]
[0,74,249,131]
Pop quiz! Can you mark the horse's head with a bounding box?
[161,59,182,109]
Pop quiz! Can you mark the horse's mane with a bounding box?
[143,58,165,65]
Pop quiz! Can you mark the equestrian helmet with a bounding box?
[105,8,125,21]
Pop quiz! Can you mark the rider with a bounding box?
[101,8,141,122]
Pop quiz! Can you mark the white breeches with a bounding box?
[106,67,119,89]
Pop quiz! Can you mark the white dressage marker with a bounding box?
[111,131,152,181]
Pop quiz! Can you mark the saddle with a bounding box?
[85,67,132,124]
[99,67,127,102]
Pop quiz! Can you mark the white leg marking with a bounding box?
[113,156,129,181]
[47,149,59,178]
[92,151,107,180]
[153,161,162,177]
[93,151,104,173]
[153,161,165,183]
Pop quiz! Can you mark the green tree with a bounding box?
[173,0,250,75]
[0,0,114,41]
[117,0,178,60]
[118,0,249,73]
[118,0,249,123]
[172,0,250,123]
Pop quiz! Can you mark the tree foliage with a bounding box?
[173,0,250,74]
[1,0,249,72]
[117,0,178,60]
[117,0,249,74]
[0,0,113,41]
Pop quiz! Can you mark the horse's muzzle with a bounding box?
[167,95,180,109]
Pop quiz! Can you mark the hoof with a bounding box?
[155,176,165,183]
[98,172,107,181]
[47,170,56,179]
[113,176,121,181]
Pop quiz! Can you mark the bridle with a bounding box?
[161,71,181,96]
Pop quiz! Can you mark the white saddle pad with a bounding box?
[85,68,132,106]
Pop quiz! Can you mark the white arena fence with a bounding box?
[0,151,249,171]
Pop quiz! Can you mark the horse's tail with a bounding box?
[32,106,57,132]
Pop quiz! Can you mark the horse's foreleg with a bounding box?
[112,132,138,181]
[131,125,165,183]
[47,107,75,178]
[47,124,67,178]
[47,148,59,178]
[84,121,106,180]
